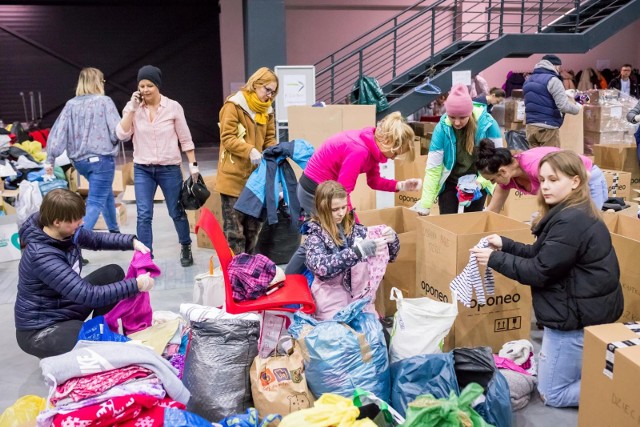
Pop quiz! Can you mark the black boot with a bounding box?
[180,244,194,267]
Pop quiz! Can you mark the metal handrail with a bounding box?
[314,0,614,105]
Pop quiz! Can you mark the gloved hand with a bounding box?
[133,238,150,254]
[410,201,430,216]
[635,114,640,123]
[249,148,262,166]
[354,238,386,259]
[397,178,423,192]
[131,91,143,110]
[189,163,200,177]
[136,272,154,292]
[380,226,397,244]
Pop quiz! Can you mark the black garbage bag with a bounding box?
[505,130,529,152]
[254,200,301,264]
[453,347,512,427]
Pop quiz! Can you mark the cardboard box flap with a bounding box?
[603,214,640,240]
[420,211,532,235]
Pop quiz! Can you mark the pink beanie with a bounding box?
[445,84,473,117]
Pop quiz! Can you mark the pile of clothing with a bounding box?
[493,339,537,410]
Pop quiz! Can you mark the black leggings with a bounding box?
[438,179,487,215]
[16,264,126,359]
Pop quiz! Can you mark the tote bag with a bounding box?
[193,256,225,308]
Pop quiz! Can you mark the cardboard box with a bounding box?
[558,102,584,154]
[578,323,640,427]
[498,189,539,223]
[594,144,640,191]
[583,131,625,155]
[93,202,127,230]
[504,99,525,124]
[122,162,134,186]
[0,214,21,263]
[416,211,533,352]
[601,169,632,199]
[602,214,640,323]
[288,105,377,211]
[394,137,427,208]
[583,104,626,132]
[194,175,224,249]
[77,169,124,196]
[358,207,420,317]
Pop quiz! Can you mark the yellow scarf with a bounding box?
[242,91,271,125]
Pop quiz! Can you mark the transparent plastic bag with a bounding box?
[0,395,46,427]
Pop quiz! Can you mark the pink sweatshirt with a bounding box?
[500,147,593,195]
[304,127,397,204]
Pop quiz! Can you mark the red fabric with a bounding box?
[51,395,184,426]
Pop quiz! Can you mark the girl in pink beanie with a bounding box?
[412,83,503,215]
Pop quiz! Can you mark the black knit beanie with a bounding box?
[541,55,562,66]
[137,65,162,88]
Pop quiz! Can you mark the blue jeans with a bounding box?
[588,165,607,210]
[73,155,119,232]
[635,125,640,162]
[134,164,191,252]
[537,327,584,407]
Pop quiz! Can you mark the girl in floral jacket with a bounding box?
[304,181,400,320]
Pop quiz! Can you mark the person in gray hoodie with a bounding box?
[523,55,581,147]
[626,99,640,162]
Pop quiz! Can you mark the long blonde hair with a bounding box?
[375,111,415,155]
[242,67,279,96]
[312,180,354,246]
[457,113,477,154]
[76,67,105,96]
[532,150,601,228]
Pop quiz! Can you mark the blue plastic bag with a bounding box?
[218,408,280,427]
[288,298,390,401]
[77,315,129,343]
[390,352,459,417]
[164,407,220,426]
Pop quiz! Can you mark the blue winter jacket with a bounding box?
[235,139,315,226]
[15,213,138,330]
[523,67,564,127]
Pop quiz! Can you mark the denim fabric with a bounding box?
[635,125,640,162]
[133,164,191,251]
[588,165,607,210]
[73,155,119,232]
[537,327,584,407]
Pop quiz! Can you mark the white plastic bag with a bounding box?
[389,287,458,363]
[16,181,42,227]
[192,256,225,308]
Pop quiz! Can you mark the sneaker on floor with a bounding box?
[81,257,89,266]
[180,244,194,267]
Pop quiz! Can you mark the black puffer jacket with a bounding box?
[15,213,139,330]
[488,202,623,331]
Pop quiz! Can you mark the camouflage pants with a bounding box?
[220,194,263,255]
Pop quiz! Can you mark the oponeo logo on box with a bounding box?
[421,281,448,302]
[398,194,419,203]
[631,177,640,185]
[469,292,521,312]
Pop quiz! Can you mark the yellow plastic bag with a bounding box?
[0,395,46,427]
[279,394,376,427]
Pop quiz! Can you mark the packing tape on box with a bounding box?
[604,322,640,379]
[611,172,619,197]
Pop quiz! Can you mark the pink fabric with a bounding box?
[303,127,397,209]
[105,251,161,335]
[52,365,154,404]
[444,84,473,116]
[493,354,532,376]
[500,147,593,194]
[116,95,195,166]
[311,226,391,321]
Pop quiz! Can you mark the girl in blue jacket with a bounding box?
[413,84,502,215]
[15,189,152,358]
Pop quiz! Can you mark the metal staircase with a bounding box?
[312,0,640,120]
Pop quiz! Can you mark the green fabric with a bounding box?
[401,383,494,427]
[351,75,389,113]
[449,138,477,182]
[53,166,66,181]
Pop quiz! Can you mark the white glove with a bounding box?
[131,91,143,110]
[136,272,154,292]
[133,238,150,254]
[410,201,430,216]
[397,178,423,192]
[249,148,262,166]
[635,114,640,123]
[189,163,200,176]
[380,226,397,243]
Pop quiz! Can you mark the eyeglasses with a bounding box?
[263,86,276,97]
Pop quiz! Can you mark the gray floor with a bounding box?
[0,148,578,425]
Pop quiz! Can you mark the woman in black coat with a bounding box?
[472,150,623,408]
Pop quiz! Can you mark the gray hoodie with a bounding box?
[528,60,581,129]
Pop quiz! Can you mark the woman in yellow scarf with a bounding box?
[216,67,279,255]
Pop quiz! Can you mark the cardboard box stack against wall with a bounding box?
[578,322,640,427]
[593,143,640,193]
[416,211,534,352]
[504,89,526,131]
[582,89,638,155]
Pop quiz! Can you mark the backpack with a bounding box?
[228,253,277,301]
